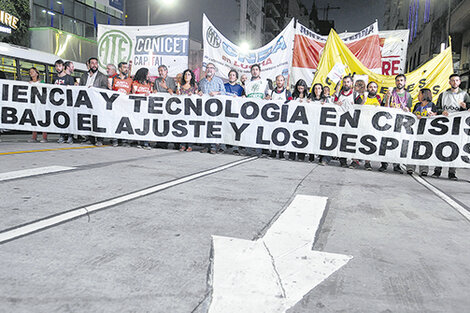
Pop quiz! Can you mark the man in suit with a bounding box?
[79,57,109,145]
[79,57,108,89]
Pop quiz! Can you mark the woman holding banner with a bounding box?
[131,68,152,150]
[292,79,310,101]
[177,69,200,152]
[287,79,311,161]
[28,67,47,143]
[406,89,437,176]
[310,83,331,165]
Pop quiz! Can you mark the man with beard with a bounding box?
[350,81,383,170]
[361,81,382,106]
[378,74,412,174]
[240,74,248,88]
[80,57,109,89]
[333,75,362,167]
[334,75,362,110]
[154,65,176,94]
[112,62,132,95]
[79,57,109,146]
[110,61,133,147]
[244,64,270,99]
[268,75,293,159]
[53,59,75,144]
[243,64,271,157]
[268,75,292,101]
[432,74,470,180]
[53,59,75,86]
[64,61,75,76]
[198,63,226,153]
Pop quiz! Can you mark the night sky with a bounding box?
[128,0,386,44]
[302,0,386,33]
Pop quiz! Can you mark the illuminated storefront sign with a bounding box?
[0,10,19,34]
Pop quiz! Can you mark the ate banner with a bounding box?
[97,22,189,77]
[202,14,295,80]
[1,80,469,168]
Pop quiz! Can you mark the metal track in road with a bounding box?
[410,173,470,222]
[0,156,258,244]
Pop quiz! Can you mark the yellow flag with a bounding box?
[312,29,453,107]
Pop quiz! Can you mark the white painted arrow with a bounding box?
[208,195,353,313]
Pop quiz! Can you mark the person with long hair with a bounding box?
[177,69,199,96]
[300,82,324,162]
[309,83,325,102]
[28,67,47,143]
[406,88,436,176]
[132,68,152,95]
[284,79,311,161]
[131,68,152,149]
[306,83,329,163]
[292,79,310,100]
[177,69,200,152]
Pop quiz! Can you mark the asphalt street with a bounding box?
[0,134,469,313]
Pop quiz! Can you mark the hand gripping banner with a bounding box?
[1,80,469,167]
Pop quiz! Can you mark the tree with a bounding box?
[0,0,30,46]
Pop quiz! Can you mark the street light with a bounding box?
[147,0,178,26]
[239,42,250,54]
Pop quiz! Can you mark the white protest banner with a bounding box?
[291,21,382,86]
[379,30,410,76]
[1,80,469,168]
[353,74,369,85]
[202,14,295,80]
[97,22,189,77]
[327,63,347,85]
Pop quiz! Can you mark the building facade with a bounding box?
[29,0,125,63]
[239,0,264,47]
[263,0,313,44]
[383,0,470,91]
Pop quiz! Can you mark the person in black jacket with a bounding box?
[79,57,109,146]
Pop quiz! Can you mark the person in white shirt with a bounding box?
[244,64,271,99]
[432,74,470,180]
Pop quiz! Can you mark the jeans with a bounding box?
[433,166,456,174]
[209,143,226,152]
[406,164,429,174]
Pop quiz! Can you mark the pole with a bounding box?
[447,0,451,47]
[147,1,150,26]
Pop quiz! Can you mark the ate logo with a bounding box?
[252,83,260,92]
[206,26,221,48]
[98,30,132,70]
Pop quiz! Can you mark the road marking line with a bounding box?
[0,146,99,156]
[0,166,76,182]
[208,195,352,313]
[0,156,257,244]
[412,174,470,222]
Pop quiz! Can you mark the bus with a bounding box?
[0,42,88,84]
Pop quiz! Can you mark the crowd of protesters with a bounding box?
[2,56,469,180]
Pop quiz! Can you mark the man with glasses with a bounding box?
[199,63,226,154]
